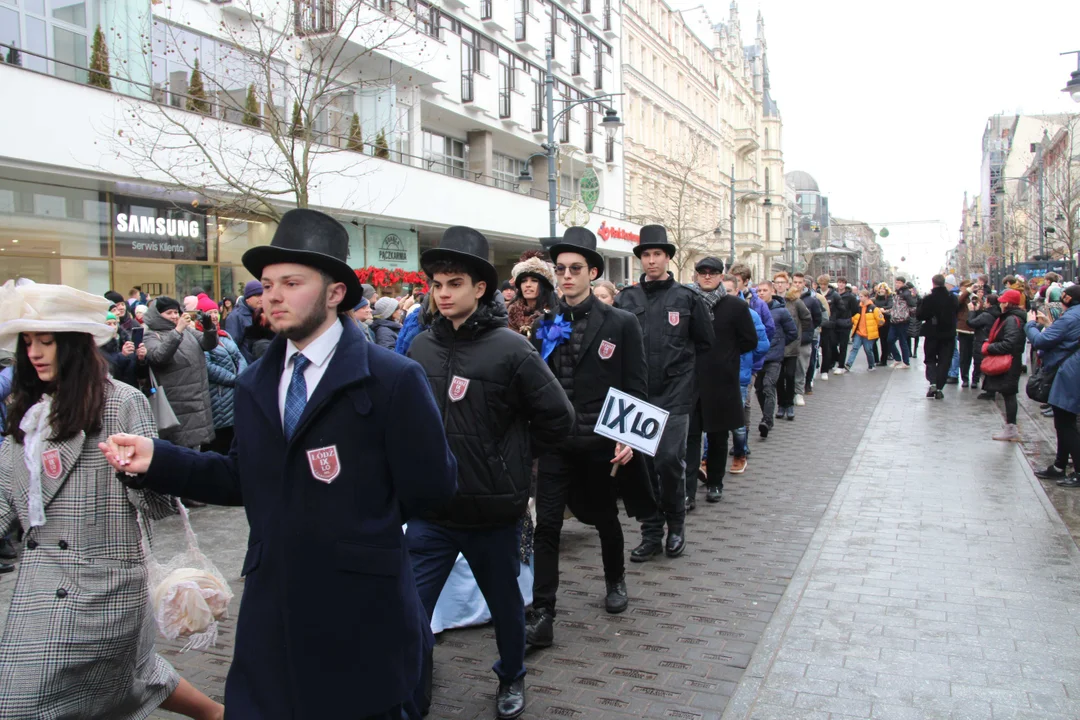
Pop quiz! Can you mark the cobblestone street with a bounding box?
[3,357,1079,720]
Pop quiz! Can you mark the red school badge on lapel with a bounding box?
[306,446,341,483]
[598,340,616,360]
[41,449,62,480]
[668,311,681,327]
[448,376,470,402]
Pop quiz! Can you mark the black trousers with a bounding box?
[876,334,889,365]
[923,336,956,390]
[1053,406,1080,470]
[835,325,851,369]
[777,356,797,408]
[957,333,975,383]
[533,450,625,614]
[819,327,836,373]
[685,406,733,496]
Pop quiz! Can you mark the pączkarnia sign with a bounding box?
[112,196,208,261]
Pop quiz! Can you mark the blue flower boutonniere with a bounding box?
[537,314,573,360]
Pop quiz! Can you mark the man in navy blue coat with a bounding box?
[100,209,458,720]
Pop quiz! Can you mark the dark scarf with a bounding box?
[688,281,726,315]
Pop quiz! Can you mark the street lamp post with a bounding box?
[720,164,762,267]
[516,50,623,238]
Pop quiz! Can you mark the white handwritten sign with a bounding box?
[593,388,670,457]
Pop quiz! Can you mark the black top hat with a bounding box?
[242,208,363,309]
[547,227,604,278]
[695,256,725,273]
[633,224,677,259]
[420,226,498,301]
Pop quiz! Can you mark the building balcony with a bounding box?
[515,11,541,52]
[734,127,759,155]
[293,0,445,84]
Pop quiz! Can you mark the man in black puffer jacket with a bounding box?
[407,226,573,720]
[916,274,959,398]
[616,225,714,562]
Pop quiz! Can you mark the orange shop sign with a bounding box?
[598,222,640,244]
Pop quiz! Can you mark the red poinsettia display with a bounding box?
[354,266,428,293]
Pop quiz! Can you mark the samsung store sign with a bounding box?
[113,196,208,261]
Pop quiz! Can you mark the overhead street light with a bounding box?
[516,50,624,238]
[1063,51,1080,103]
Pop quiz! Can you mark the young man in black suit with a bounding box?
[526,227,654,648]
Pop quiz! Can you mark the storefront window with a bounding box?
[221,265,256,301]
[112,261,216,301]
[0,177,108,257]
[216,216,276,265]
[2,256,109,294]
[113,195,208,261]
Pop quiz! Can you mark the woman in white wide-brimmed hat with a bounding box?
[0,279,223,720]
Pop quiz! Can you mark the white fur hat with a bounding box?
[511,256,556,289]
[0,279,114,351]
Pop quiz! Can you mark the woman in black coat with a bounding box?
[967,293,999,398]
[983,290,1028,441]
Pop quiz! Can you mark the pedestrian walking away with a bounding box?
[407,226,574,719]
[99,209,459,720]
[916,274,959,399]
[754,281,797,437]
[616,225,714,561]
[526,227,653,651]
[0,279,223,720]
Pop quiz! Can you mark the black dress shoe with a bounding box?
[605,577,629,614]
[945,377,959,385]
[496,677,526,719]
[665,530,686,558]
[1035,464,1067,480]
[926,387,936,398]
[0,562,13,574]
[934,390,944,400]
[0,537,16,560]
[1056,475,1080,489]
[705,485,722,503]
[758,421,770,438]
[786,407,795,421]
[630,541,663,563]
[775,408,786,419]
[525,609,554,647]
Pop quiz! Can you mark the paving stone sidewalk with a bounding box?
[722,363,1080,720]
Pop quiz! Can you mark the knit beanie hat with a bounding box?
[944,274,957,287]
[155,296,182,315]
[353,297,370,311]
[106,312,118,321]
[373,297,399,320]
[134,304,148,316]
[362,284,377,302]
[104,290,125,305]
[243,280,264,299]
[196,293,219,312]
[183,296,198,312]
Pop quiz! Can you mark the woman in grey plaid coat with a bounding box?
[0,279,223,720]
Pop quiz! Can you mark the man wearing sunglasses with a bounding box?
[615,225,714,561]
[526,227,654,648]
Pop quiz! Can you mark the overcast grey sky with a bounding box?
[724,0,1080,286]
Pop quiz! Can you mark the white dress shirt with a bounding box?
[277,319,344,426]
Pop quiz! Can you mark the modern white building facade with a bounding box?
[0,0,640,298]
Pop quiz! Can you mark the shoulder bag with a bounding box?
[980,317,1013,377]
[148,368,181,433]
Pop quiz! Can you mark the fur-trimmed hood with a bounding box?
[512,256,556,289]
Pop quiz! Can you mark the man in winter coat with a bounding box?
[794,272,822,395]
[916,274,959,399]
[890,276,916,368]
[615,225,714,561]
[778,286,807,420]
[143,296,218,449]
[407,227,573,720]
[754,281,797,437]
[100,209,459,720]
[730,264,775,435]
[775,273,813,409]
[225,280,265,363]
[527,227,653,648]
[684,263,757,506]
[832,278,860,374]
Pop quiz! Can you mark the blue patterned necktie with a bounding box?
[283,353,310,441]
